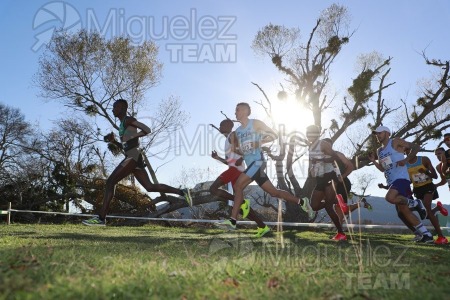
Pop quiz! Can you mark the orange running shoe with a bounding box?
[336,194,349,214]
[435,236,449,244]
[436,201,448,217]
[332,232,347,241]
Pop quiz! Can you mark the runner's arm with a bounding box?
[434,164,447,187]
[254,119,277,144]
[211,150,228,165]
[127,118,151,139]
[421,156,438,179]
[337,152,354,179]
[369,151,385,172]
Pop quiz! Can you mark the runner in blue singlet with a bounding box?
[215,102,313,231]
[369,125,433,243]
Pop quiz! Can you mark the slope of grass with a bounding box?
[0,224,449,299]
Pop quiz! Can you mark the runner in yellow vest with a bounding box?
[406,150,448,244]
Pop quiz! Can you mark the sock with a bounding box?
[229,218,236,225]
[414,223,431,237]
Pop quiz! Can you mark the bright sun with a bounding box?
[271,97,314,133]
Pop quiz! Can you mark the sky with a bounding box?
[1,0,450,204]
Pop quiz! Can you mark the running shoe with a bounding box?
[240,199,251,219]
[336,194,349,214]
[411,234,422,242]
[254,225,270,238]
[361,197,373,211]
[434,236,449,245]
[214,219,236,231]
[416,234,434,244]
[331,232,347,241]
[301,197,315,219]
[182,188,192,207]
[82,216,106,226]
[436,201,448,217]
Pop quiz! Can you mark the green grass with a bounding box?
[0,224,449,300]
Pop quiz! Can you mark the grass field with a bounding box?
[0,223,449,299]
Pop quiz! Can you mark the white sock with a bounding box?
[414,223,431,236]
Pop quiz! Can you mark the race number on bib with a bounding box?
[241,141,253,154]
[380,156,394,170]
[412,173,427,184]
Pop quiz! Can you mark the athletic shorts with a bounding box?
[244,160,269,186]
[389,179,412,198]
[219,167,242,186]
[314,171,338,192]
[335,177,352,203]
[413,183,439,200]
[120,147,145,169]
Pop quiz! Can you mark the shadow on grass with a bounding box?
[1,225,450,300]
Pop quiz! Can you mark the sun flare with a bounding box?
[271,98,314,133]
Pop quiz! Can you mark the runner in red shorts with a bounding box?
[209,119,270,237]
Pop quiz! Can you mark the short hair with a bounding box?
[306,125,320,135]
[220,119,234,128]
[236,102,251,115]
[114,99,128,109]
[444,133,450,138]
[322,137,333,145]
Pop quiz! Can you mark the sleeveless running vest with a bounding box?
[225,133,245,172]
[406,156,432,188]
[378,139,409,185]
[235,119,264,166]
[309,139,334,177]
[119,116,139,151]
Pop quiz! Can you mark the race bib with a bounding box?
[241,141,253,154]
[380,156,393,170]
[412,173,427,184]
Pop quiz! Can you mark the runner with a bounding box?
[406,149,448,244]
[369,125,432,243]
[82,99,191,226]
[433,147,449,218]
[321,138,372,225]
[215,102,313,230]
[210,119,270,237]
[436,138,450,190]
[306,127,348,241]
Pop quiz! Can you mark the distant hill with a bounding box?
[165,182,450,230]
[342,196,449,229]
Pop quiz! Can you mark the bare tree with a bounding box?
[0,103,34,174]
[35,29,161,123]
[35,29,189,155]
[33,29,191,216]
[37,118,100,211]
[0,103,61,212]
[250,4,450,221]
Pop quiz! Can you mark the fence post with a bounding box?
[7,202,11,225]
